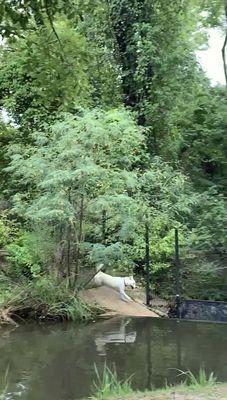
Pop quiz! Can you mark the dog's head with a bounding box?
[124,276,136,289]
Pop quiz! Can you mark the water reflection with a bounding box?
[1,318,227,400]
[95,319,137,355]
[3,382,27,400]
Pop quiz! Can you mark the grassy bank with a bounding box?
[0,275,102,326]
[91,384,227,400]
[90,366,227,400]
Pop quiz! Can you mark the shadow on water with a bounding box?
[1,317,227,400]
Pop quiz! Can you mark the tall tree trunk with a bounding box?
[102,209,107,244]
[222,2,227,85]
[74,194,84,286]
[53,224,64,278]
[66,224,71,279]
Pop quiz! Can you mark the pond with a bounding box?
[1,317,227,400]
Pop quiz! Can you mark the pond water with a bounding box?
[1,317,227,400]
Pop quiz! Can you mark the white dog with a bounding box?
[93,264,136,302]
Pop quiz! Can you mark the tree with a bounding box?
[0,121,15,194]
[0,0,75,37]
[0,19,92,131]
[0,0,226,302]
[6,108,145,281]
[179,87,227,192]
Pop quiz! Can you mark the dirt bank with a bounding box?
[81,286,159,317]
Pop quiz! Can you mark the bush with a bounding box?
[6,227,56,279]
[0,275,102,324]
[29,276,101,321]
[0,211,18,247]
[6,233,41,278]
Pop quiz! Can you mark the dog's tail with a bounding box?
[96,263,104,272]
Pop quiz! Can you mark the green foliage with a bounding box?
[0,211,18,247]
[6,233,41,278]
[6,107,204,280]
[91,366,217,400]
[0,0,226,304]
[28,277,100,321]
[1,221,56,279]
[108,0,205,154]
[6,108,147,277]
[190,189,227,252]
[0,0,76,38]
[0,121,15,192]
[176,368,217,387]
[7,108,144,200]
[91,364,133,400]
[4,226,50,277]
[0,275,101,323]
[0,20,92,129]
[0,215,11,248]
[77,2,122,108]
[179,88,227,191]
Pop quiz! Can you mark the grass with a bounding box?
[90,364,133,400]
[90,366,219,400]
[175,367,217,387]
[0,275,103,325]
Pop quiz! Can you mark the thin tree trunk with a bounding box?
[102,209,107,244]
[66,224,71,279]
[74,194,84,286]
[51,224,64,279]
[222,3,227,85]
[66,189,72,285]
[222,34,227,84]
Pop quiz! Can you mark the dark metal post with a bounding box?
[176,321,182,369]
[175,228,181,317]
[146,321,152,389]
[102,210,107,244]
[145,221,151,306]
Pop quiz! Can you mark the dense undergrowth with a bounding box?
[0,275,102,325]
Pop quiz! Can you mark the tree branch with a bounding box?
[222,34,227,84]
[43,0,67,64]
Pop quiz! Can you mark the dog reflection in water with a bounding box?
[95,319,136,356]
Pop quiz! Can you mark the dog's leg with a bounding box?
[119,289,132,302]
[124,293,132,301]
